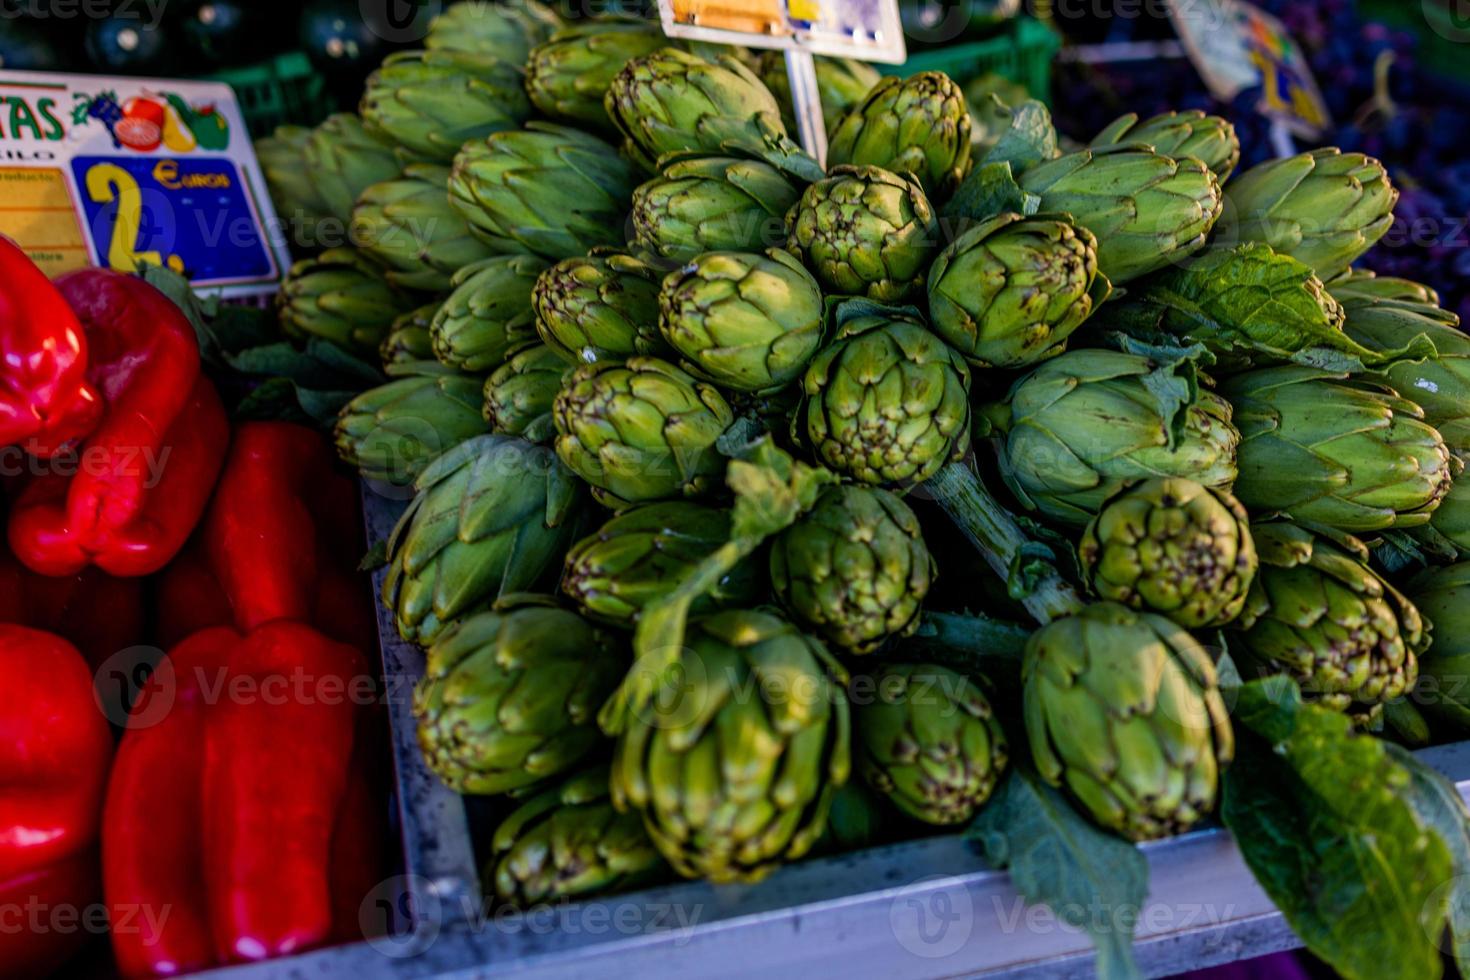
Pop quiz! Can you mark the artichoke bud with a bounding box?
[610,609,851,883]
[532,252,667,365]
[855,663,1008,825]
[413,596,625,795]
[449,122,637,260]
[380,302,441,368]
[604,47,788,172]
[430,255,548,373]
[277,246,419,356]
[800,310,972,487]
[785,164,940,303]
[1221,365,1454,533]
[989,349,1240,527]
[1023,601,1234,841]
[1090,110,1241,181]
[1079,478,1257,629]
[658,249,825,393]
[425,0,562,60]
[561,501,764,627]
[350,163,497,293]
[360,49,531,163]
[630,155,802,263]
[383,435,590,644]
[827,72,973,200]
[303,112,400,226]
[483,343,566,443]
[926,211,1110,368]
[256,125,327,230]
[770,485,935,654]
[552,357,735,508]
[335,369,492,486]
[526,22,668,134]
[1233,522,1426,722]
[1403,562,1470,729]
[1018,146,1224,285]
[488,765,667,906]
[1220,148,1398,281]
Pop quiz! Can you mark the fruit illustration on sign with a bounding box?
[115,96,166,152]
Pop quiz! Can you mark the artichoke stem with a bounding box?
[912,611,1032,666]
[927,462,1085,625]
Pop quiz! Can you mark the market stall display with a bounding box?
[6,2,1470,979]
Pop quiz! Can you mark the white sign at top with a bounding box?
[657,0,907,64]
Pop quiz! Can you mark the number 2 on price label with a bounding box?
[84,162,185,274]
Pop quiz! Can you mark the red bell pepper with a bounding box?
[104,621,386,977]
[1,625,114,978]
[0,238,103,454]
[152,422,377,651]
[6,268,228,577]
[0,550,145,672]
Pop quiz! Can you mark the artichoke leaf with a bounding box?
[1222,677,1453,980]
[978,99,1059,177]
[941,160,1042,225]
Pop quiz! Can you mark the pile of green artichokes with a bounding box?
[254,6,1470,919]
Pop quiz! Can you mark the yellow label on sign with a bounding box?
[671,0,784,33]
[0,167,89,276]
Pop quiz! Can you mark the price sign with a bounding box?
[0,70,288,298]
[658,0,906,63]
[1166,0,1330,139]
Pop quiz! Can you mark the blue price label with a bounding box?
[71,155,277,285]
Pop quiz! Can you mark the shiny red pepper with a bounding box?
[0,625,114,979]
[0,238,103,455]
[104,621,385,978]
[7,268,229,577]
[0,550,145,672]
[152,422,377,651]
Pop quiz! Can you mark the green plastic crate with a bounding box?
[881,16,1061,103]
[207,51,335,138]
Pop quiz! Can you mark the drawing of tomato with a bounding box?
[114,96,166,151]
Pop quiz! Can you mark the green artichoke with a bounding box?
[483,343,564,443]
[770,485,934,655]
[785,165,939,303]
[658,249,824,392]
[1403,562,1470,728]
[256,125,326,227]
[986,349,1240,527]
[1018,147,1223,285]
[1234,522,1425,721]
[424,0,561,61]
[303,113,401,226]
[380,302,440,368]
[383,435,588,644]
[800,311,971,486]
[278,246,418,356]
[604,47,787,171]
[561,502,763,627]
[629,155,802,263]
[448,123,637,260]
[488,765,666,906]
[826,72,972,200]
[531,253,666,365]
[414,596,623,795]
[350,163,497,293]
[926,212,1109,368]
[855,663,1007,825]
[1334,273,1469,453]
[1079,478,1256,629]
[430,255,547,373]
[360,49,530,163]
[1024,601,1234,841]
[753,51,882,137]
[1090,110,1240,181]
[1222,149,1397,281]
[1419,476,1470,559]
[1221,365,1454,533]
[553,357,735,508]
[610,609,851,882]
[525,21,668,133]
[335,370,491,485]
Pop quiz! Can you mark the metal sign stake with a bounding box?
[783,48,828,168]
